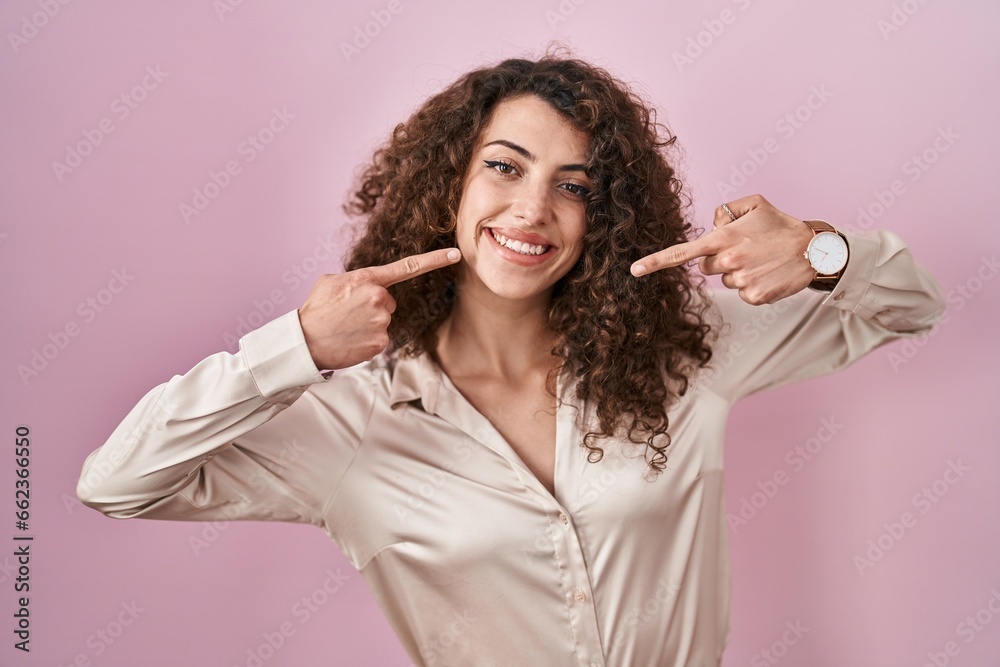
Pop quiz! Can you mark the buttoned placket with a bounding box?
[550,373,606,667]
[420,360,607,667]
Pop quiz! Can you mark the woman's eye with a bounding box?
[562,183,591,198]
[483,159,517,175]
[483,159,591,199]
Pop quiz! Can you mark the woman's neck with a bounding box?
[434,279,561,385]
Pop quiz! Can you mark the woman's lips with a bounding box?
[483,227,556,266]
[485,225,553,248]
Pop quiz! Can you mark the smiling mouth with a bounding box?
[485,227,553,256]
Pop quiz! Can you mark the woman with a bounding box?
[77,51,944,666]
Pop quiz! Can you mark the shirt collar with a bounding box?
[384,346,585,423]
[387,348,443,414]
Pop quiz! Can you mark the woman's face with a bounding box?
[453,94,593,304]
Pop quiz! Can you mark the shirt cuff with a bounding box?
[239,309,332,401]
[818,230,880,316]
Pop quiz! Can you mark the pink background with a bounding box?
[2,0,998,665]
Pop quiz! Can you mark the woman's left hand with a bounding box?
[630,194,818,305]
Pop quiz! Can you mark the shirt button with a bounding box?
[574,589,587,603]
[833,292,845,301]
[559,513,569,525]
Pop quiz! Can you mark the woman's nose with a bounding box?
[511,179,551,225]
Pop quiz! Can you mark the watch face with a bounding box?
[807,232,848,274]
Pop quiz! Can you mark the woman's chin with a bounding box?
[473,273,554,303]
[454,258,561,303]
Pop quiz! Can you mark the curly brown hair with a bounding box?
[342,45,717,475]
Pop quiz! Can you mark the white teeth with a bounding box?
[490,229,550,256]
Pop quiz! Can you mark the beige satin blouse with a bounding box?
[77,228,944,666]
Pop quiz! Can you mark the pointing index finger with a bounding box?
[631,232,722,276]
[367,248,462,287]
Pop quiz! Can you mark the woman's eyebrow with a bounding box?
[482,139,588,174]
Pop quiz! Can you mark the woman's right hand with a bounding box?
[297,247,461,371]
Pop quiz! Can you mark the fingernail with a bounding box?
[631,263,646,276]
[447,249,460,261]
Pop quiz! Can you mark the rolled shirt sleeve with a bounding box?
[699,228,945,404]
[76,309,373,525]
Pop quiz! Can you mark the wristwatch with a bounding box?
[802,219,849,292]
